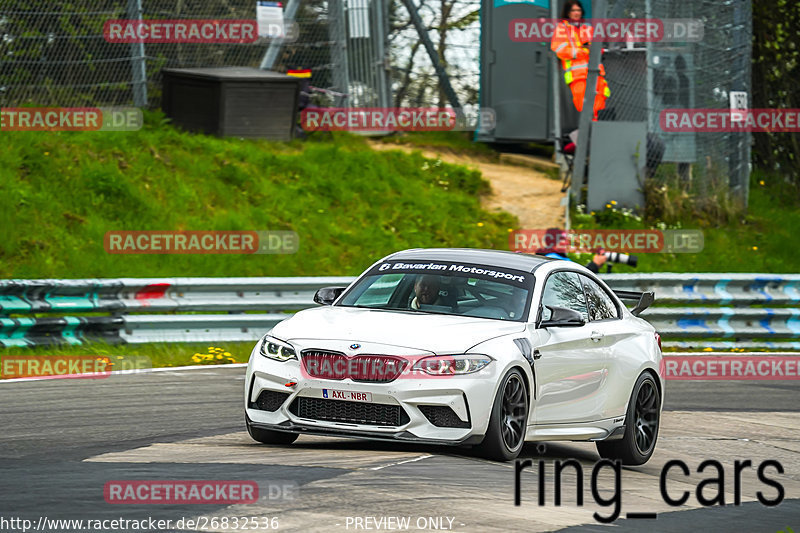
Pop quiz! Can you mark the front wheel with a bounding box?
[246,416,299,445]
[596,372,660,465]
[474,368,529,461]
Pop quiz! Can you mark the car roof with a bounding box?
[383,248,553,273]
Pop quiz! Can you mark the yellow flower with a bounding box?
[44,152,50,156]
[752,246,758,251]
[590,211,595,216]
[611,200,617,205]
[507,228,514,232]
[477,222,484,227]
[703,347,713,351]
[759,180,765,186]
[223,352,231,357]
[605,204,611,209]
[216,354,223,359]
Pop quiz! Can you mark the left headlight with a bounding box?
[259,335,297,362]
[412,354,493,375]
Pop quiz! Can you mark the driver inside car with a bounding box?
[410,274,442,309]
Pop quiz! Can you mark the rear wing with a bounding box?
[612,290,654,317]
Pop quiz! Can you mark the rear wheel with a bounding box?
[246,416,299,445]
[475,368,529,461]
[596,372,660,465]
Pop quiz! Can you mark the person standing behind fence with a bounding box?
[550,0,610,121]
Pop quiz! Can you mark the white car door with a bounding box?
[531,270,610,424]
[579,273,640,420]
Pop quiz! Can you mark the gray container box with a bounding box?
[478,1,552,143]
[161,67,300,140]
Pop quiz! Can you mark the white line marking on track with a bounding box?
[369,454,434,470]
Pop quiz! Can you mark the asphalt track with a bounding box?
[1,365,799,533]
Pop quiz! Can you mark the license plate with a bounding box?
[322,389,373,402]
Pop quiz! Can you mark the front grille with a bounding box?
[419,405,471,428]
[289,397,410,426]
[301,350,408,383]
[251,390,290,412]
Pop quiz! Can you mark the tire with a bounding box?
[596,372,660,465]
[474,368,529,461]
[246,416,299,445]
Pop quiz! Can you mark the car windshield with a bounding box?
[337,260,534,321]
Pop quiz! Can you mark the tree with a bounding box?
[751,0,800,183]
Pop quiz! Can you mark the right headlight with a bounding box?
[412,354,493,375]
[259,335,297,362]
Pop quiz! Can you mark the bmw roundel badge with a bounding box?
[350,343,361,350]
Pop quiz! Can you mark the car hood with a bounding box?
[271,306,526,354]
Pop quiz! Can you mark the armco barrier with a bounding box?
[0,274,798,349]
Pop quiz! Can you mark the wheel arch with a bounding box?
[641,367,663,406]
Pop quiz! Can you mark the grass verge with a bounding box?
[568,171,800,273]
[0,113,515,279]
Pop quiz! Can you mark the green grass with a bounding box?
[568,171,800,273]
[0,112,516,278]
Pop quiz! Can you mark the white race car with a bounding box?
[245,248,663,463]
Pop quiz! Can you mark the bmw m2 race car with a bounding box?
[245,248,663,463]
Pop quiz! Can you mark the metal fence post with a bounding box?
[374,0,391,108]
[260,0,302,71]
[328,0,350,103]
[127,0,147,107]
[571,0,607,203]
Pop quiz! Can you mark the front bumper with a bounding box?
[244,341,501,444]
[245,416,484,446]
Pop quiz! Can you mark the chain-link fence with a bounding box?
[601,0,752,201]
[0,0,751,204]
[0,0,479,110]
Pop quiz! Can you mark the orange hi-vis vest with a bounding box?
[551,20,606,85]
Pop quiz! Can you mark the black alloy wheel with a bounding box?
[633,378,659,455]
[474,368,529,461]
[501,374,528,451]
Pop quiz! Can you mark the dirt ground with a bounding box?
[368,141,566,229]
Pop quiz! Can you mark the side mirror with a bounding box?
[538,306,586,328]
[314,287,346,305]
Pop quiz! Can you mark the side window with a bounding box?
[580,275,619,321]
[540,271,588,322]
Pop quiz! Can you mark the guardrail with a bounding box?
[1,274,798,350]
